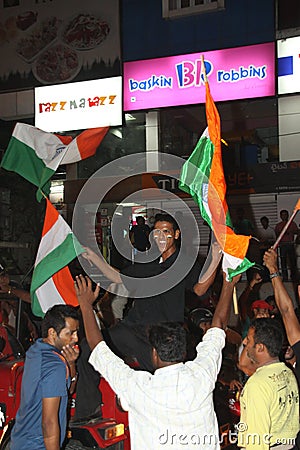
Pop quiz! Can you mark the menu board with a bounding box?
[0,0,120,91]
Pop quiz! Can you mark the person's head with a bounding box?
[42,304,79,351]
[152,214,180,256]
[284,345,296,364]
[243,318,283,365]
[280,209,289,222]
[264,295,278,316]
[260,216,269,229]
[136,216,145,226]
[188,307,213,337]
[251,300,273,318]
[149,322,186,368]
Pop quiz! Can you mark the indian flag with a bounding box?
[179,82,254,280]
[1,123,109,200]
[30,198,84,317]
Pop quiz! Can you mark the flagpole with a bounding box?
[233,286,238,315]
[272,198,300,251]
[201,55,208,82]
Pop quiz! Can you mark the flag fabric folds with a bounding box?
[30,198,84,317]
[1,123,109,200]
[179,82,254,280]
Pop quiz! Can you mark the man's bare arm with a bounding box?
[211,272,241,329]
[193,242,221,296]
[75,275,103,350]
[42,397,61,450]
[82,247,122,284]
[0,274,31,303]
[264,248,300,346]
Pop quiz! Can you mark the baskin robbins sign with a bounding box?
[123,43,275,111]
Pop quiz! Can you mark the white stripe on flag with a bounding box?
[35,215,72,266]
[13,123,68,170]
[60,140,81,164]
[222,253,244,273]
[201,183,212,220]
[35,277,65,313]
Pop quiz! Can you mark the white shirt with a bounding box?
[89,327,225,450]
[258,226,276,244]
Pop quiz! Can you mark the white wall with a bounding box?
[278,95,300,161]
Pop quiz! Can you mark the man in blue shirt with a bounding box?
[10,304,80,450]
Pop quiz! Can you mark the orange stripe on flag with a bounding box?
[294,198,300,211]
[52,266,78,307]
[42,198,59,237]
[56,135,73,145]
[76,127,109,160]
[205,81,251,261]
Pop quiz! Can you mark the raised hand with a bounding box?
[75,274,100,307]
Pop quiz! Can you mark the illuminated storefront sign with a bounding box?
[277,36,300,94]
[123,43,275,111]
[35,76,122,132]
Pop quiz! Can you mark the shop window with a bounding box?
[77,112,146,179]
[160,98,279,165]
[162,0,224,18]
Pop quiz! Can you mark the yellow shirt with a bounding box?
[238,362,299,450]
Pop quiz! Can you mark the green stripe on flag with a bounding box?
[227,257,254,281]
[179,134,233,229]
[1,136,53,200]
[179,135,213,226]
[30,233,84,294]
[31,292,45,317]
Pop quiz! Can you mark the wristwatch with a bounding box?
[270,271,280,279]
[71,373,78,382]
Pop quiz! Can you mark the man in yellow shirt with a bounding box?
[238,318,299,450]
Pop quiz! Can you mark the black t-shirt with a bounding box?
[131,224,150,251]
[120,250,201,326]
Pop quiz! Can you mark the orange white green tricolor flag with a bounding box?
[30,198,84,317]
[1,123,109,201]
[179,82,254,280]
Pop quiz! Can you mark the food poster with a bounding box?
[0,0,121,91]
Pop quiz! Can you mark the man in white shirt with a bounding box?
[75,271,240,450]
[258,216,276,251]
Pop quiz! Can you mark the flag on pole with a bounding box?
[179,81,254,280]
[30,198,84,317]
[1,123,109,200]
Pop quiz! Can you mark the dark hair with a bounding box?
[149,322,186,362]
[41,304,79,338]
[260,216,268,222]
[250,318,284,357]
[153,214,179,232]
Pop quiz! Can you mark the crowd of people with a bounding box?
[0,210,299,450]
[233,207,300,283]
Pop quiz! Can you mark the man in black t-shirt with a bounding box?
[83,214,217,371]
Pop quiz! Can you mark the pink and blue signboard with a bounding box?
[123,42,275,111]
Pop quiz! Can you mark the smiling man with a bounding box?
[82,214,218,372]
[10,305,80,450]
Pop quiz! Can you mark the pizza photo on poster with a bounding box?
[0,0,120,90]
